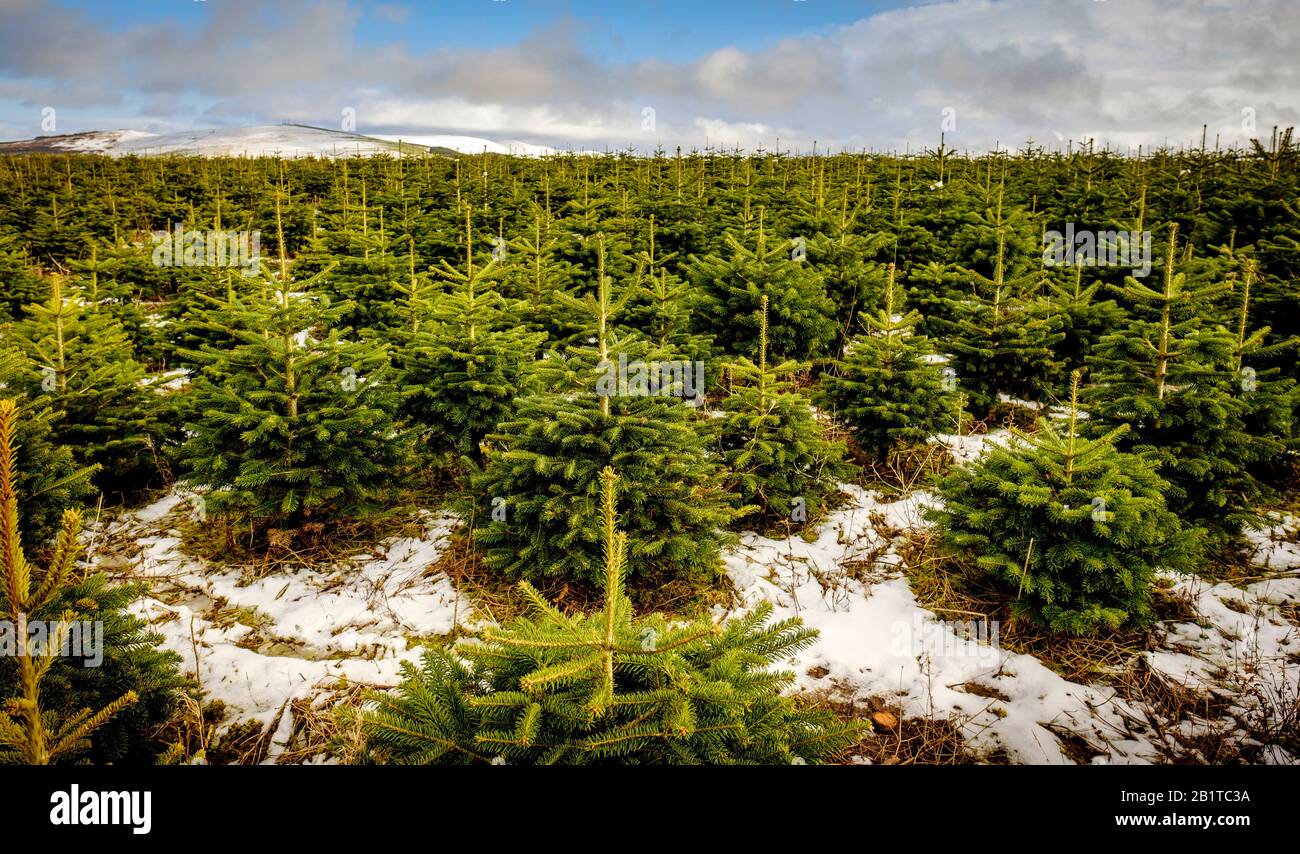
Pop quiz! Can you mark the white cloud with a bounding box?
[0,0,1296,151]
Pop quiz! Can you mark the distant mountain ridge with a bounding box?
[0,124,562,158]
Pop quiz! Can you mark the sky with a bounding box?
[0,0,1297,153]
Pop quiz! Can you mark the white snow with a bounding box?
[109,125,418,159]
[93,492,474,762]
[719,485,1159,764]
[49,129,158,152]
[141,368,189,392]
[15,124,570,159]
[719,480,1299,764]
[372,133,558,157]
[936,428,1009,465]
[88,438,1299,764]
[9,124,589,159]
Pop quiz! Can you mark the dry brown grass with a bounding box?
[852,440,954,494]
[803,679,988,765]
[898,529,1155,683]
[176,464,463,578]
[428,521,735,624]
[179,510,428,580]
[273,677,379,765]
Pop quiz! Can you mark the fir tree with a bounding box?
[359,467,864,764]
[0,400,138,764]
[930,226,1062,414]
[1042,263,1125,377]
[321,201,406,334]
[473,236,734,587]
[12,275,165,494]
[0,347,97,554]
[388,235,437,350]
[0,233,45,322]
[927,374,1201,635]
[623,215,712,363]
[719,296,845,528]
[0,569,188,764]
[817,266,956,458]
[688,212,837,361]
[180,193,409,532]
[1086,224,1267,539]
[502,206,584,346]
[67,239,160,357]
[398,207,545,463]
[1229,259,1298,486]
[807,198,892,357]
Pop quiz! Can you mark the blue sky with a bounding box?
[50,0,908,62]
[1,0,1296,152]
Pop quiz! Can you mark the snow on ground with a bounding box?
[720,485,1161,764]
[935,428,1009,465]
[94,492,474,760]
[1246,513,1300,571]
[720,484,1300,764]
[89,432,1298,764]
[49,129,158,152]
[1139,515,1300,762]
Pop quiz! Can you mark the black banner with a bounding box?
[10,766,1286,844]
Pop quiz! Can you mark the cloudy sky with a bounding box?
[0,0,1296,152]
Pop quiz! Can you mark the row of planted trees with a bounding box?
[6,196,1291,550]
[1,138,1297,763]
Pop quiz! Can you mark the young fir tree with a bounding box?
[623,215,712,364]
[1086,224,1266,540]
[1,569,188,765]
[397,208,545,464]
[719,296,845,528]
[1228,259,1297,487]
[13,275,165,495]
[358,467,864,764]
[503,206,585,347]
[321,200,406,334]
[166,269,252,371]
[0,232,45,322]
[927,374,1201,635]
[688,211,837,361]
[0,347,97,554]
[0,400,138,764]
[807,197,892,358]
[1042,263,1126,377]
[817,266,956,458]
[385,235,438,357]
[180,194,409,533]
[931,227,1062,414]
[629,266,713,364]
[473,236,734,588]
[67,240,159,357]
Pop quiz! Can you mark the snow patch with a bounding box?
[94,493,473,761]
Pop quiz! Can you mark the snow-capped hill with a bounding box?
[0,124,573,158]
[372,133,558,157]
[0,129,158,154]
[109,124,423,158]
[57,129,158,152]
